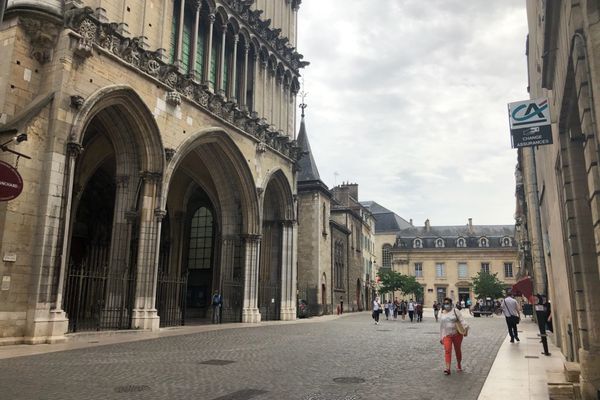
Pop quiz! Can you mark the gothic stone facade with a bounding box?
[0,0,305,344]
[517,1,600,397]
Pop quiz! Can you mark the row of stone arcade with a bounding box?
[60,88,296,332]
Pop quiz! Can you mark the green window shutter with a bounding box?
[210,36,217,86]
[169,0,180,64]
[223,49,230,93]
[195,25,205,77]
[182,10,193,73]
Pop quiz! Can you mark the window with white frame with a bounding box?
[458,262,468,279]
[413,238,423,248]
[456,237,466,247]
[382,245,392,268]
[504,262,513,278]
[481,262,490,274]
[479,237,489,247]
[501,237,512,247]
[435,262,445,278]
[415,262,423,277]
[435,238,445,248]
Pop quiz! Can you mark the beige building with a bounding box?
[516,2,600,397]
[296,113,376,314]
[364,203,518,306]
[0,0,306,344]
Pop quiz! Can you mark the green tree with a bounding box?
[377,270,424,299]
[472,271,505,300]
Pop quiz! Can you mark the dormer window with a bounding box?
[413,238,423,248]
[456,237,466,248]
[501,237,512,247]
[435,238,445,248]
[479,237,489,247]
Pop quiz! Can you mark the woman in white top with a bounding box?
[439,297,469,375]
[372,297,382,325]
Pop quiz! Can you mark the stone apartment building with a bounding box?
[364,203,518,306]
[296,114,376,314]
[0,0,307,344]
[516,1,600,397]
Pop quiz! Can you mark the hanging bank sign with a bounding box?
[508,98,553,148]
[0,161,23,201]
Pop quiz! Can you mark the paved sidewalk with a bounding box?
[478,317,564,400]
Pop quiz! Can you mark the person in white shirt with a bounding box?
[372,297,382,325]
[501,291,521,342]
[407,299,415,322]
[439,297,468,375]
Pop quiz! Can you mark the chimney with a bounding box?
[425,219,430,232]
[409,218,413,226]
[468,218,473,233]
[342,182,358,200]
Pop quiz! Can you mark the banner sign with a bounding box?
[0,161,23,201]
[508,98,553,148]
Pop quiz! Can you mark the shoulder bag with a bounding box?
[454,308,469,336]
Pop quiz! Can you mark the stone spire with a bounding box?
[296,111,321,182]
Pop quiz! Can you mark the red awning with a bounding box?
[512,276,534,304]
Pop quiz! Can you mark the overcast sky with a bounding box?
[296,1,528,226]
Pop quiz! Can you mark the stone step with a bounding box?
[564,362,580,383]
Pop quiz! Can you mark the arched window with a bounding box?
[456,237,466,248]
[479,237,489,248]
[334,241,345,289]
[413,238,423,248]
[188,206,214,269]
[501,237,512,247]
[435,238,445,248]
[382,245,392,268]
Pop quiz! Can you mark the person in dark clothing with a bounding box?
[211,290,222,324]
[535,294,551,356]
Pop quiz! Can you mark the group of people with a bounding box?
[372,298,425,324]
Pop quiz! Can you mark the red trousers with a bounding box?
[442,334,463,365]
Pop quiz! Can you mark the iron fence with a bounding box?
[156,272,187,327]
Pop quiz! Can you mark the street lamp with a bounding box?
[0,129,31,159]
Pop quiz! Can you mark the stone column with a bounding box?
[190,0,202,80]
[131,172,162,331]
[278,74,285,133]
[218,24,227,97]
[242,234,261,323]
[240,44,249,110]
[280,221,296,320]
[261,60,268,119]
[150,208,167,309]
[270,64,277,125]
[203,14,215,90]
[229,34,239,103]
[175,0,186,68]
[54,142,82,312]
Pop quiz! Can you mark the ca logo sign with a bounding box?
[511,99,548,124]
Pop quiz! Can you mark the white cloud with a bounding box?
[297,0,527,226]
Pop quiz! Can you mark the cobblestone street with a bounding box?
[0,313,507,400]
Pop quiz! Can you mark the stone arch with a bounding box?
[69,85,164,175]
[260,169,294,222]
[164,128,259,235]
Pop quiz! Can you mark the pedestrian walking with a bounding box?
[384,300,390,320]
[400,300,407,320]
[501,291,521,343]
[466,298,472,315]
[416,302,423,322]
[439,298,469,375]
[393,298,400,320]
[408,299,415,322]
[433,301,440,322]
[211,290,222,324]
[534,294,551,356]
[372,297,382,325]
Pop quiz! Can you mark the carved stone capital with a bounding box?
[115,175,129,188]
[166,91,182,106]
[20,17,61,64]
[209,14,216,23]
[124,210,138,222]
[256,187,264,196]
[140,171,162,183]
[154,208,167,221]
[67,142,83,158]
[70,95,85,109]
[165,148,176,161]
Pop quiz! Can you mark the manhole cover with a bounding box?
[524,355,539,359]
[333,377,365,384]
[211,389,268,400]
[200,359,236,366]
[114,385,150,393]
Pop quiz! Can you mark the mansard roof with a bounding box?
[361,201,412,232]
[296,116,321,182]
[394,224,516,249]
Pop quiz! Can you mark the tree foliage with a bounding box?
[377,270,424,299]
[472,271,505,300]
